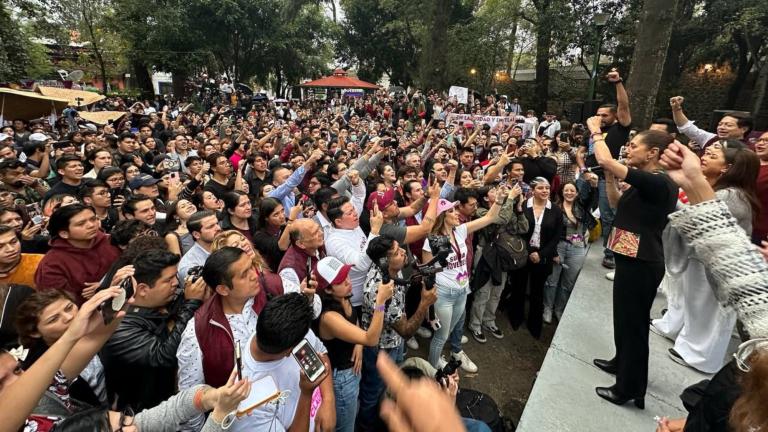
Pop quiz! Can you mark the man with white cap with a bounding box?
[21,133,52,178]
[0,133,13,148]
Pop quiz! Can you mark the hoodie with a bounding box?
[34,231,121,304]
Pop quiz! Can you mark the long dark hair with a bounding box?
[257,197,282,230]
[713,142,761,223]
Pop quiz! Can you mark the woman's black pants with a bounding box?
[611,253,665,397]
[504,261,553,339]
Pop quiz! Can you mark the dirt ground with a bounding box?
[406,313,557,425]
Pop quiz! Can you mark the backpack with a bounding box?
[483,228,528,272]
[456,388,514,432]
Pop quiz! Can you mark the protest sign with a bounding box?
[449,86,468,104]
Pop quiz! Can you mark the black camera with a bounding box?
[416,234,451,270]
[435,358,462,386]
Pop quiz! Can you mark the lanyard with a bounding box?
[450,229,463,265]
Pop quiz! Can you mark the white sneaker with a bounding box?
[461,335,469,344]
[416,327,432,339]
[451,350,478,373]
[437,355,448,370]
[543,308,553,324]
[406,337,419,350]
[605,271,615,281]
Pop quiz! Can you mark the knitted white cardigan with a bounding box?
[668,199,768,339]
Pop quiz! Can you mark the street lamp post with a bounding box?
[470,68,478,96]
[587,13,610,101]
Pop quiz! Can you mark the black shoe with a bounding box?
[593,358,617,375]
[602,257,616,269]
[471,329,487,344]
[595,386,645,409]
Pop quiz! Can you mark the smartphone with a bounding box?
[100,276,134,325]
[235,341,243,381]
[25,203,42,224]
[475,169,484,182]
[507,143,517,154]
[305,256,312,285]
[292,338,326,382]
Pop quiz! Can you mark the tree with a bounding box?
[112,0,210,98]
[0,2,31,82]
[626,0,680,128]
[11,0,125,93]
[337,0,422,87]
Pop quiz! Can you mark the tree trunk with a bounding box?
[752,60,768,118]
[725,32,753,109]
[534,20,552,114]
[172,71,188,98]
[626,0,680,129]
[505,0,520,75]
[132,59,154,99]
[419,0,451,90]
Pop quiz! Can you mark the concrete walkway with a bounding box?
[517,245,737,431]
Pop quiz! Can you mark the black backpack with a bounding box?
[456,388,515,432]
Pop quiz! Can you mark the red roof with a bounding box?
[299,69,379,89]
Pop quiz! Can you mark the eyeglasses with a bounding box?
[755,138,768,144]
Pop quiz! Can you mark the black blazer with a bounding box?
[523,202,564,260]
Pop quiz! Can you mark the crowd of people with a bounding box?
[0,67,766,432]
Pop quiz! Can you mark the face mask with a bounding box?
[350,135,357,142]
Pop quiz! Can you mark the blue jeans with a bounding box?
[598,178,615,259]
[544,241,589,319]
[464,417,493,432]
[429,285,468,367]
[332,368,360,432]
[358,342,404,431]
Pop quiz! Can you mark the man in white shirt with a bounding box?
[235,293,333,432]
[324,196,384,308]
[538,113,561,138]
[177,251,333,431]
[177,210,221,285]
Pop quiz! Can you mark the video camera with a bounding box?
[377,235,450,330]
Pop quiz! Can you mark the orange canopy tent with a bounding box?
[298,69,379,89]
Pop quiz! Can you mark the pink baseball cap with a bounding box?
[436,199,458,216]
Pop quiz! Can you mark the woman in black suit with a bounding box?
[505,176,564,339]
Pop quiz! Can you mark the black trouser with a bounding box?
[612,254,665,397]
[504,261,553,339]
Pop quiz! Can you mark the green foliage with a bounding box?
[23,39,55,79]
[337,0,423,86]
[0,3,31,82]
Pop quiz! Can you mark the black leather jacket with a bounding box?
[100,299,202,411]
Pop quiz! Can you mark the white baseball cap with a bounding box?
[0,133,10,142]
[28,133,50,142]
[314,256,353,290]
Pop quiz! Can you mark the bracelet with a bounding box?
[611,79,623,84]
[193,387,205,411]
[591,132,603,137]
[374,304,386,312]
